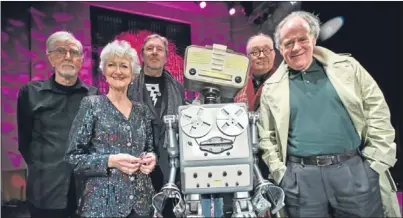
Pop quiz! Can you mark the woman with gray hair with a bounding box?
[65,40,156,217]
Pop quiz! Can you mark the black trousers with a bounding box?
[160,199,176,218]
[28,203,78,218]
[281,155,384,217]
[28,176,78,218]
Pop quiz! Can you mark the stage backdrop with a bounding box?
[90,6,194,98]
[2,1,401,203]
[1,1,92,201]
[0,1,241,201]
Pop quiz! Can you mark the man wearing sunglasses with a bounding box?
[17,31,100,218]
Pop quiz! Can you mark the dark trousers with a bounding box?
[161,199,176,218]
[281,155,384,217]
[28,176,78,218]
[28,204,74,218]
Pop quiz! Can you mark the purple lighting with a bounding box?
[199,1,206,9]
[241,7,246,15]
[53,12,74,22]
[229,8,235,15]
[7,151,23,168]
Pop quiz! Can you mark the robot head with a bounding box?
[183,44,250,99]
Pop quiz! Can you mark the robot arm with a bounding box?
[152,115,186,218]
[165,115,180,184]
[152,43,286,218]
[250,112,286,216]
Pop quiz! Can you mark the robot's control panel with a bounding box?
[183,44,250,98]
[178,103,254,194]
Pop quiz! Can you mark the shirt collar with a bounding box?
[41,73,90,92]
[288,58,322,79]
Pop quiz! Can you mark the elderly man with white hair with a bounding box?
[258,11,400,217]
[17,31,100,218]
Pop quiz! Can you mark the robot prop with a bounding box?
[151,44,285,217]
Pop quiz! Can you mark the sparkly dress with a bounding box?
[65,95,155,217]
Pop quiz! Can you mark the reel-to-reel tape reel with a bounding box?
[152,43,286,217]
[178,103,254,195]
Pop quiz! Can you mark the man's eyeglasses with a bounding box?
[248,48,274,57]
[49,47,82,58]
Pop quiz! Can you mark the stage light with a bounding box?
[229,8,236,15]
[319,16,344,41]
[199,1,206,9]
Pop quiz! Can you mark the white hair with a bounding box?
[46,31,83,54]
[245,33,274,54]
[274,11,321,50]
[99,40,141,77]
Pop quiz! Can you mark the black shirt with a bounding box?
[17,74,99,209]
[252,72,270,93]
[144,74,165,116]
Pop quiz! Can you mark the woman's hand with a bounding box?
[108,153,141,175]
[139,153,157,175]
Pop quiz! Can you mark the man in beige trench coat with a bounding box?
[257,11,401,217]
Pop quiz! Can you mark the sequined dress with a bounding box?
[65,95,155,217]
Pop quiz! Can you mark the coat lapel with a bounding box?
[263,62,290,162]
[159,77,168,119]
[313,47,366,138]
